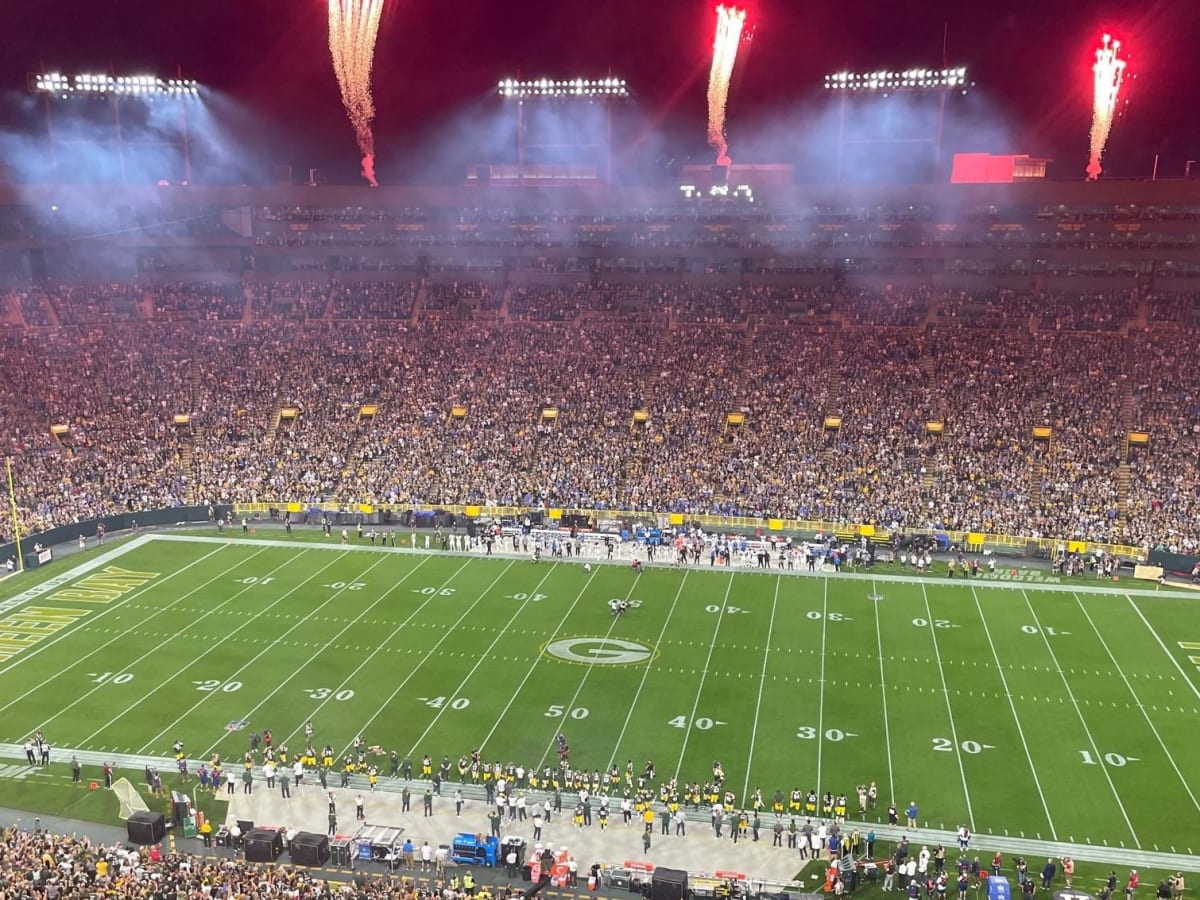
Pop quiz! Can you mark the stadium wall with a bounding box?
[0,504,231,571]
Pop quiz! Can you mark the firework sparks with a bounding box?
[1087,33,1126,181]
[707,4,746,167]
[329,0,385,186]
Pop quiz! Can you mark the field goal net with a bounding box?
[112,777,151,820]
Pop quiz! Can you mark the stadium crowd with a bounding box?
[0,822,472,900]
[1,280,1197,554]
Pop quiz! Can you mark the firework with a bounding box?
[707,4,746,167]
[1086,33,1126,181]
[328,0,385,186]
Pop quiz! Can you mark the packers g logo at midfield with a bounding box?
[543,638,657,666]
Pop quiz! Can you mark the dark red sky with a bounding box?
[4,0,1198,182]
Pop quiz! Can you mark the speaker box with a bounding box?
[290,832,330,867]
[651,867,689,900]
[126,811,166,845]
[244,828,284,863]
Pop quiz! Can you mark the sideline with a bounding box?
[147,532,1198,601]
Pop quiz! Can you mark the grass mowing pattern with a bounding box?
[3,534,1198,854]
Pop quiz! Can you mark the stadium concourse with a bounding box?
[1,281,1198,554]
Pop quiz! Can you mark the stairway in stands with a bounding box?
[498,284,513,321]
[341,408,377,484]
[820,330,846,471]
[39,291,61,327]
[1,292,20,326]
[181,359,207,504]
[1116,381,1136,524]
[410,281,427,325]
[264,409,284,447]
[241,285,255,323]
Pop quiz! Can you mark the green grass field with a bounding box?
[1,532,1198,857]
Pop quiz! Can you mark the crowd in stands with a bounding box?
[2,280,1199,556]
[0,824,412,900]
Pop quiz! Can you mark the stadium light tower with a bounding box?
[29,67,202,184]
[497,77,629,183]
[822,66,970,182]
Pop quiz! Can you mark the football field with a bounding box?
[1,533,1198,855]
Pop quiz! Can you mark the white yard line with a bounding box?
[476,565,600,754]
[338,561,517,759]
[406,563,561,757]
[1123,593,1200,703]
[533,569,644,773]
[198,555,437,757]
[920,582,975,830]
[41,546,312,738]
[815,577,828,793]
[1073,592,1200,815]
[741,575,781,799]
[1021,589,1138,845]
[673,572,735,777]
[971,586,1056,837]
[0,540,233,681]
[135,552,392,754]
[871,580,896,803]
[605,570,691,771]
[0,545,272,725]
[278,558,476,746]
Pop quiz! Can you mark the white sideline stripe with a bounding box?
[407,563,561,757]
[872,579,896,803]
[339,561,517,760]
[476,565,600,754]
[534,567,644,773]
[1123,593,1200,703]
[0,543,261,722]
[971,586,1056,836]
[742,575,780,799]
[0,538,231,682]
[135,551,385,754]
[674,572,735,776]
[1073,592,1200,815]
[142,534,1198,600]
[1020,589,1138,844]
[920,582,975,830]
[605,570,691,771]
[815,577,829,794]
[279,558,476,748]
[199,555,436,758]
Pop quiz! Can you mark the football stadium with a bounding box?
[0,3,1198,900]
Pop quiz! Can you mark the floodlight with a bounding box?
[31,72,200,97]
[497,77,630,99]
[823,66,968,91]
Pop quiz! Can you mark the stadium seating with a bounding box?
[0,281,1197,555]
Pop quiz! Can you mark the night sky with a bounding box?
[3,0,1198,183]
